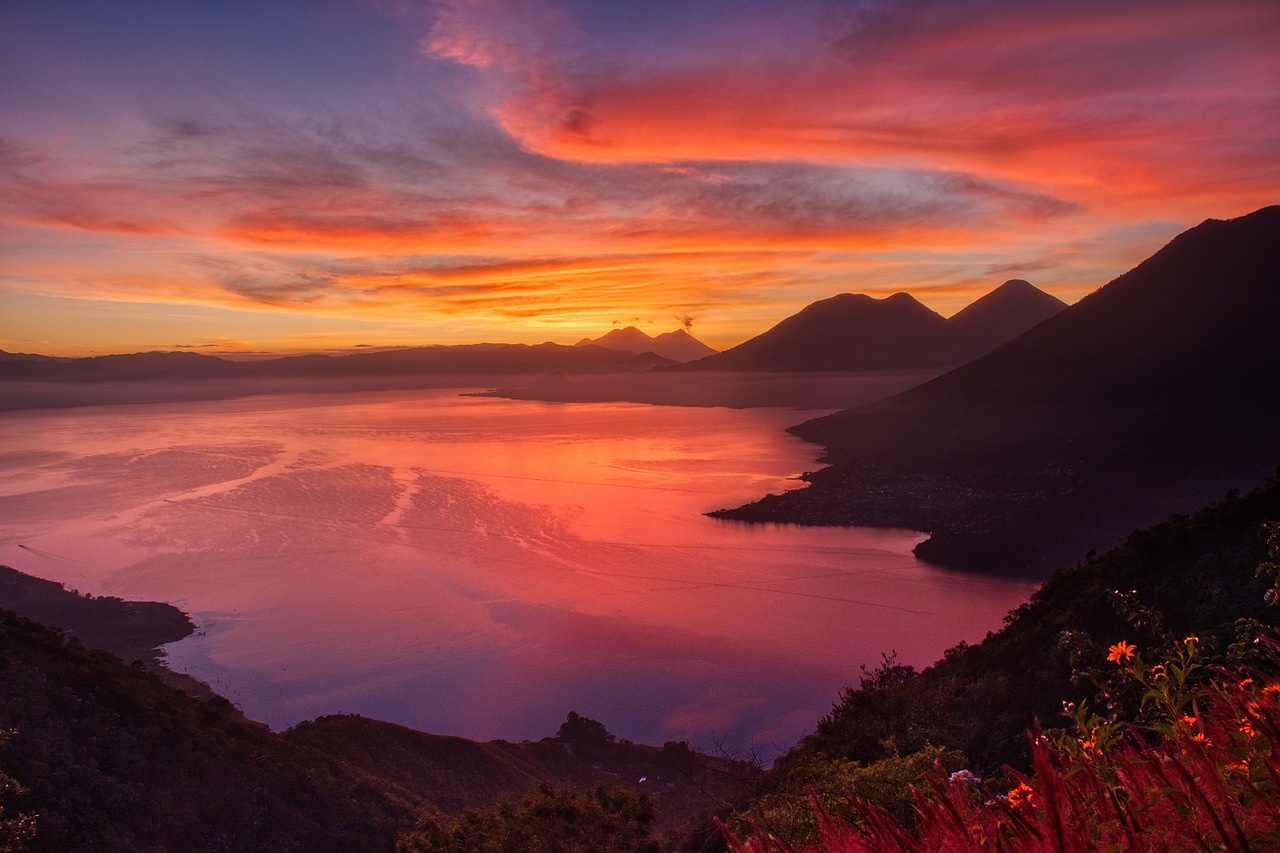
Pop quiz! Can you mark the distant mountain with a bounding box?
[0,342,672,384]
[945,279,1067,362]
[715,205,1280,575]
[677,282,1065,372]
[0,350,239,380]
[0,349,69,363]
[575,326,716,362]
[680,292,950,371]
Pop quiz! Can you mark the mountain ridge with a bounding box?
[676,280,1066,372]
[575,326,717,362]
[714,205,1280,575]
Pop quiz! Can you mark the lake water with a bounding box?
[0,389,1035,756]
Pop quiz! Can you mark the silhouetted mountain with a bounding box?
[945,278,1066,361]
[0,342,671,384]
[575,326,716,362]
[680,292,951,371]
[677,282,1064,372]
[576,326,657,351]
[0,350,241,380]
[715,205,1280,575]
[650,328,718,361]
[0,349,69,363]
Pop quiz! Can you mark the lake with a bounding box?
[0,389,1036,756]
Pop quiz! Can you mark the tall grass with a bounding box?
[723,639,1280,852]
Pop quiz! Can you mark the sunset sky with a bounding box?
[2,0,1278,356]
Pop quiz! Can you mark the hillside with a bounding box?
[0,569,752,851]
[677,281,1064,373]
[788,473,1280,773]
[715,205,1280,575]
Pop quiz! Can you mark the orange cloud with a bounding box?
[432,0,1280,219]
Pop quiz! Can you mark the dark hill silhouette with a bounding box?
[575,326,716,362]
[715,205,1280,575]
[0,342,670,385]
[0,350,241,381]
[677,283,1065,372]
[0,567,755,850]
[650,328,718,361]
[0,349,69,363]
[945,278,1067,362]
[679,292,951,371]
[576,326,656,351]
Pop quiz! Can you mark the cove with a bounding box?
[0,388,1035,756]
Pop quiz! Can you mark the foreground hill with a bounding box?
[677,281,1065,372]
[0,569,751,852]
[789,473,1280,772]
[735,474,1280,850]
[716,205,1280,575]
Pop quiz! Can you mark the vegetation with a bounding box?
[0,593,750,851]
[792,476,1280,775]
[5,472,1279,850]
[723,626,1280,851]
[397,783,663,853]
[720,480,1280,851]
[0,731,36,853]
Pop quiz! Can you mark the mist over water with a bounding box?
[0,389,1034,755]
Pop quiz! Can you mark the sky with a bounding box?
[2,0,1278,356]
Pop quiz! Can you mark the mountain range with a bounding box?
[574,327,717,362]
[676,279,1066,372]
[715,205,1280,575]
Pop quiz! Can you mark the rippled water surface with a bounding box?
[0,389,1035,754]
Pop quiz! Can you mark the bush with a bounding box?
[397,783,663,853]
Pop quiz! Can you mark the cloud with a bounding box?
[427,0,1280,215]
[5,0,1277,351]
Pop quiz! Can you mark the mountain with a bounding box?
[679,292,951,371]
[676,282,1064,372]
[650,329,718,361]
[714,205,1280,575]
[0,349,69,363]
[944,278,1067,361]
[575,326,717,362]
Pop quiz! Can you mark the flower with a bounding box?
[1006,782,1035,809]
[1107,641,1137,664]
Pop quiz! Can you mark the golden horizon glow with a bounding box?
[2,1,1277,358]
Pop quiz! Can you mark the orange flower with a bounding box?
[1006,782,1035,810]
[1263,683,1280,697]
[1107,641,1137,664]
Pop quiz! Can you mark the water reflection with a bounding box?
[0,390,1035,755]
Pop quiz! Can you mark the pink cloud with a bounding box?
[429,0,1280,218]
